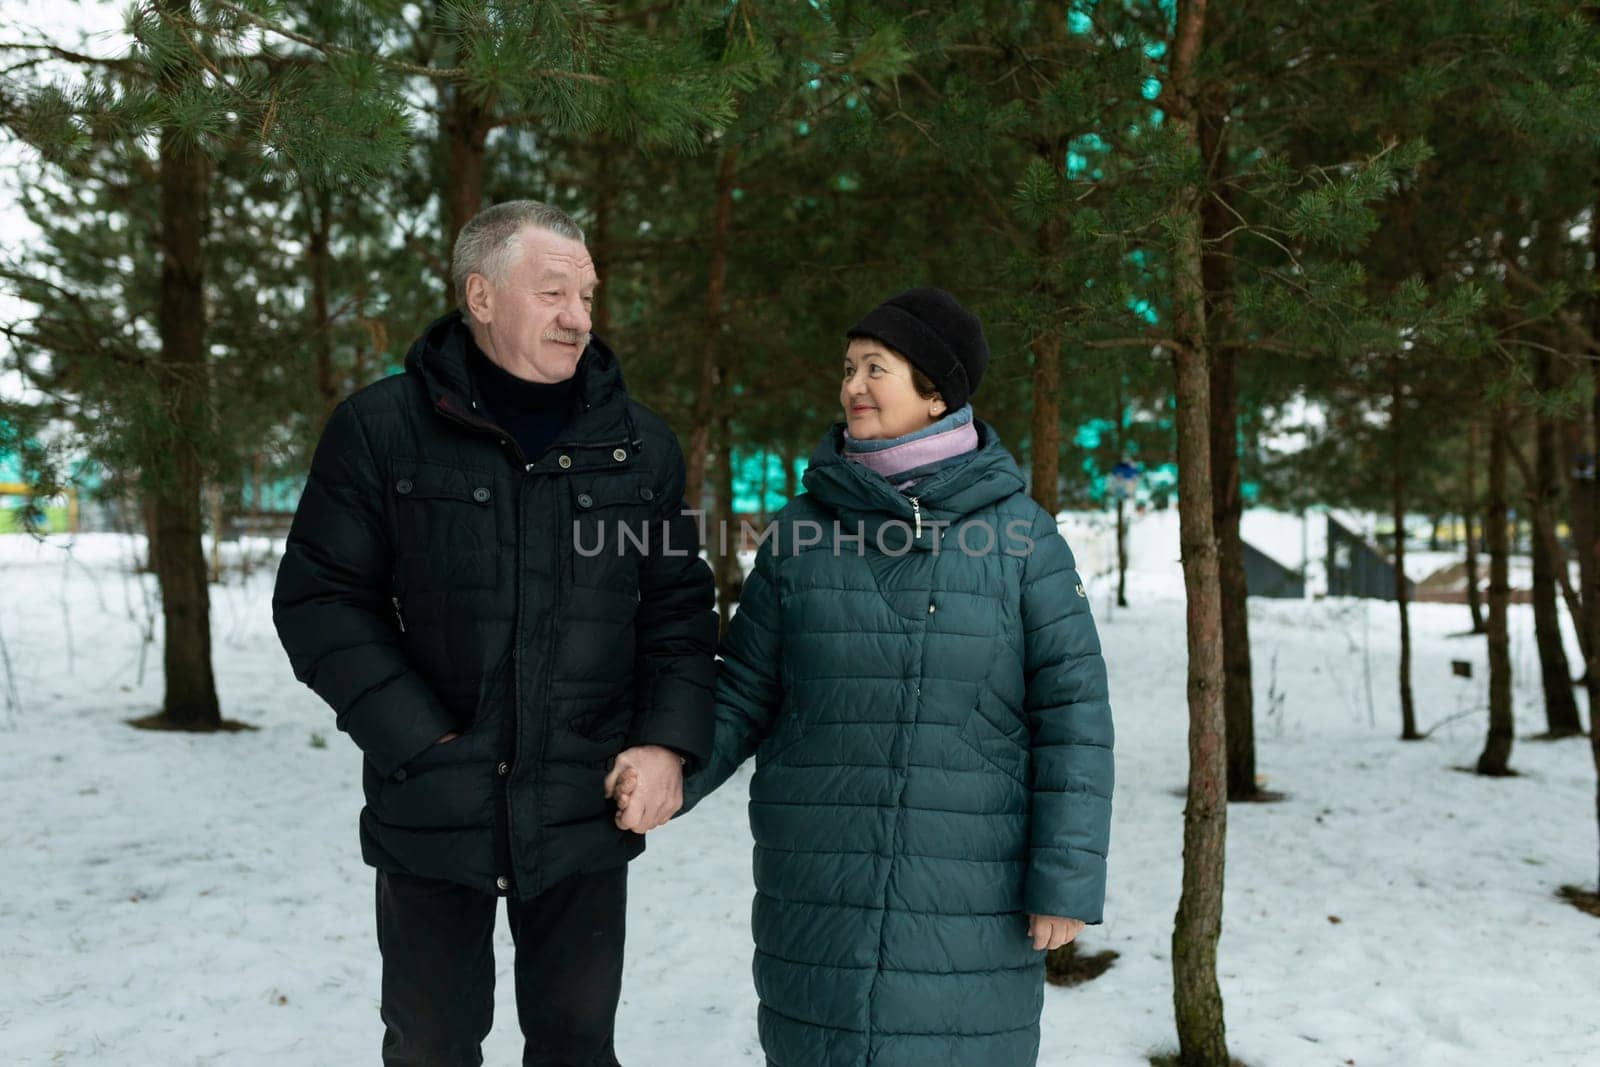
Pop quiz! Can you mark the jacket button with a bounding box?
[391,767,407,782]
[577,493,593,509]
[496,875,510,892]
[497,762,510,776]
[472,487,491,503]
[612,448,627,462]
[558,455,572,469]
[639,487,654,502]
[395,478,413,495]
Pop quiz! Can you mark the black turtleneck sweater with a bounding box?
[465,339,576,463]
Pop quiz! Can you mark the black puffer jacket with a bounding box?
[273,311,717,898]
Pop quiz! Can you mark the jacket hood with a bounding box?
[800,418,1028,551]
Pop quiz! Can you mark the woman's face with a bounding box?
[840,339,945,440]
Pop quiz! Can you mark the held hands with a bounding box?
[599,746,1083,942]
[1028,914,1085,951]
[602,745,684,834]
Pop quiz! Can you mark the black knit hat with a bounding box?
[844,287,989,412]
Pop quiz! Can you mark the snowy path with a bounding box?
[0,535,1594,1065]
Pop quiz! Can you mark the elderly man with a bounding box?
[273,200,715,1066]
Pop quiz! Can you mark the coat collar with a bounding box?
[800,418,1028,552]
[404,310,640,453]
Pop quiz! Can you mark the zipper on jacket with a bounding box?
[433,396,529,465]
[391,595,406,633]
[505,465,528,892]
[909,495,922,540]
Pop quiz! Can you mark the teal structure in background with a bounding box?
[731,448,805,516]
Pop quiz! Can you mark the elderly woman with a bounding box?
[623,288,1114,1066]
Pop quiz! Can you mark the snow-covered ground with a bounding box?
[0,529,1595,1066]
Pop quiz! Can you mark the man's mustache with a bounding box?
[545,330,589,347]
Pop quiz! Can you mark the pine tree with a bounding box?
[1,0,410,729]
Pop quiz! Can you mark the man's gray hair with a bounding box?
[451,200,586,310]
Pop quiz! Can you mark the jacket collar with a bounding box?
[800,418,1028,552]
[404,310,641,452]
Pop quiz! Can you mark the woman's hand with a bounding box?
[1027,914,1085,951]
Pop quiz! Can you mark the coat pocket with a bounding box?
[562,706,633,767]
[757,701,811,768]
[568,473,656,597]
[957,699,1029,786]
[391,459,500,591]
[376,729,497,830]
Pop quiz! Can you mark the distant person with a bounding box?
[614,288,1115,1066]
[273,200,715,1066]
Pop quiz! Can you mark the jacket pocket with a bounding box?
[549,706,633,769]
[391,459,500,591]
[757,701,811,768]
[569,473,655,597]
[957,699,1029,786]
[376,730,497,830]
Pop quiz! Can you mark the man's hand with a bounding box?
[1027,914,1085,951]
[602,745,683,833]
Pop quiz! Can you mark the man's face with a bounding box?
[465,227,597,383]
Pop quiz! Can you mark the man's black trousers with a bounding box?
[375,865,627,1066]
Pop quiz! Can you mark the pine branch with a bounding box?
[1499,256,1600,356]
[0,321,150,371]
[0,42,143,74]
[202,0,609,85]
[488,110,543,130]
[1079,335,1192,355]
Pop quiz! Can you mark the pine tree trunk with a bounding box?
[1030,333,1062,517]
[712,410,740,636]
[1588,186,1600,889]
[1532,353,1583,737]
[148,1,221,730]
[1478,399,1515,775]
[1212,345,1256,794]
[684,148,738,516]
[1199,76,1253,800]
[1536,417,1588,665]
[1171,345,1229,1065]
[1563,415,1594,677]
[1392,360,1420,740]
[440,75,493,299]
[783,442,799,503]
[591,144,614,340]
[1114,374,1129,608]
[352,262,371,389]
[305,185,338,423]
[141,490,159,574]
[207,482,223,584]
[1168,2,1229,1061]
[1116,494,1129,608]
[1028,17,1065,522]
[1464,422,1487,634]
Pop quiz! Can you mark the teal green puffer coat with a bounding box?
[681,420,1114,1067]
